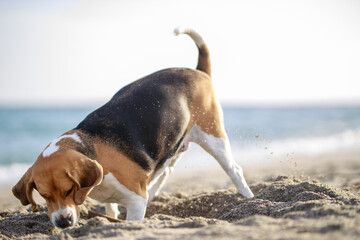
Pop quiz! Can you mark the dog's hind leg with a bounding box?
[188,124,254,198]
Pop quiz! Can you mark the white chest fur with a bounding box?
[89,173,147,220]
[89,173,146,208]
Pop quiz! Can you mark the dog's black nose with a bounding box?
[55,215,73,228]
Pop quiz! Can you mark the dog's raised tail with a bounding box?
[174,27,211,76]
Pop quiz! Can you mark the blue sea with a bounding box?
[1,106,360,184]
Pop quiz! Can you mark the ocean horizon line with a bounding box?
[1,101,360,109]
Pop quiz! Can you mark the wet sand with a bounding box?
[1,151,359,239]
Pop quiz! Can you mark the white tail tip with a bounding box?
[173,26,186,36]
[173,26,205,48]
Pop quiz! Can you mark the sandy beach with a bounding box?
[1,151,359,240]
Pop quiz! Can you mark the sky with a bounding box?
[0,0,359,107]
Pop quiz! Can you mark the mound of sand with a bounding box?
[1,175,359,240]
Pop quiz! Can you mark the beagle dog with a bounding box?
[12,27,254,228]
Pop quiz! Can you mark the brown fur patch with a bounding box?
[93,139,149,199]
[186,75,227,139]
[196,44,211,76]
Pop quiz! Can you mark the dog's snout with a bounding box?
[51,206,78,228]
[55,214,73,228]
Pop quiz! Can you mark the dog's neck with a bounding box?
[67,129,98,160]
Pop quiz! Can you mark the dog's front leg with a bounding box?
[124,195,148,220]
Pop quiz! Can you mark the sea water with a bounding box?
[1,106,359,184]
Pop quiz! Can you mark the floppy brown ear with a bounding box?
[66,158,103,205]
[12,167,39,212]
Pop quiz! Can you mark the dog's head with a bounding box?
[12,149,103,228]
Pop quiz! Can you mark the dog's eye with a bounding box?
[40,194,50,200]
[65,186,74,197]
